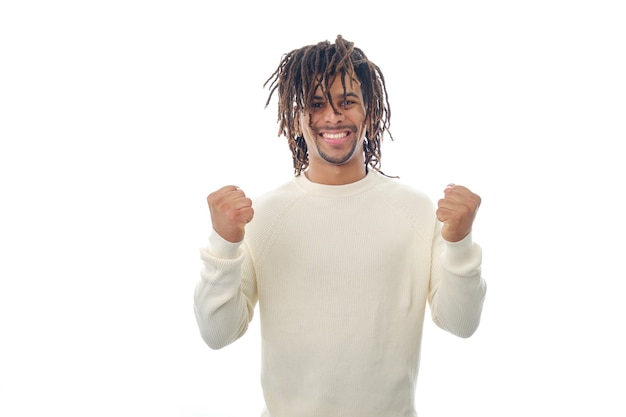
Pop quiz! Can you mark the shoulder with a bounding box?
[352,172,438,241]
[253,177,301,209]
[247,178,301,232]
[372,172,434,212]
[244,178,303,253]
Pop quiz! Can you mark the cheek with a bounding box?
[356,108,367,134]
[302,123,316,142]
[300,113,316,135]
[357,120,367,139]
[301,126,317,149]
[305,113,320,129]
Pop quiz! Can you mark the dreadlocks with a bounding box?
[263,35,393,176]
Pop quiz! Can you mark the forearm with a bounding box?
[194,232,257,349]
[429,232,487,338]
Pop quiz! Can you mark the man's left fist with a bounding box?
[436,184,481,242]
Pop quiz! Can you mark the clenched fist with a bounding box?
[207,185,254,243]
[436,184,481,242]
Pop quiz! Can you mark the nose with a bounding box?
[322,103,344,124]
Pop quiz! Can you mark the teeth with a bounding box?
[322,132,348,139]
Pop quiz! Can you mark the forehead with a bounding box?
[312,73,363,96]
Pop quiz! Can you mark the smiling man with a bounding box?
[296,74,367,185]
[194,35,487,417]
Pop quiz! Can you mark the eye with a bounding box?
[310,101,326,111]
[340,100,355,108]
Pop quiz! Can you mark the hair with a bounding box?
[263,35,393,176]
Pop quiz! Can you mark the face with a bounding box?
[298,73,367,178]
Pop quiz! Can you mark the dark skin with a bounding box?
[294,75,368,186]
[208,72,480,244]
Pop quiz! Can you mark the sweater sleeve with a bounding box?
[193,230,258,349]
[428,223,487,338]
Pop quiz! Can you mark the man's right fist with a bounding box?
[207,185,254,243]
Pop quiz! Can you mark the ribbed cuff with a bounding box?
[207,229,242,259]
[441,232,482,276]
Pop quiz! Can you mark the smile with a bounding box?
[321,132,349,139]
[319,131,353,146]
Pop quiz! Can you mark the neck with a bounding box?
[304,162,367,185]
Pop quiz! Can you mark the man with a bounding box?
[194,35,487,416]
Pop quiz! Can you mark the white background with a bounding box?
[1,1,625,416]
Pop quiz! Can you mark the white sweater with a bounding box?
[194,171,486,417]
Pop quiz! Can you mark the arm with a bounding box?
[428,184,487,337]
[194,231,257,349]
[193,185,258,349]
[429,229,486,338]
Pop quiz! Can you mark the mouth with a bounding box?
[318,128,355,145]
[322,131,349,143]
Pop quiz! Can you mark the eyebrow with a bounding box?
[312,92,361,101]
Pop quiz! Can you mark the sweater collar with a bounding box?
[292,170,379,197]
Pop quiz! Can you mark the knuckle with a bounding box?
[227,210,240,223]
